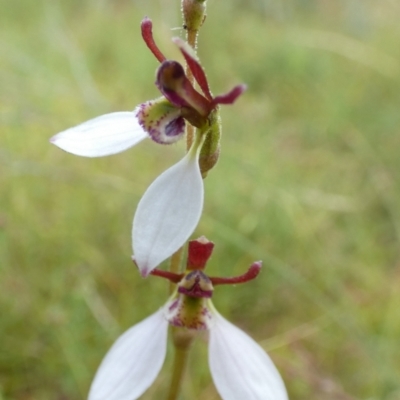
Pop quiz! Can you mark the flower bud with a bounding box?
[199,109,221,176]
[182,0,207,32]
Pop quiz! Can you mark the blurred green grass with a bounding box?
[1,0,400,399]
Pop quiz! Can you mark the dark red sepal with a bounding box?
[210,261,262,285]
[172,37,213,101]
[211,84,247,107]
[141,17,166,63]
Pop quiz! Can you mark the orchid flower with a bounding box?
[50,18,245,159]
[88,238,288,400]
[50,18,246,277]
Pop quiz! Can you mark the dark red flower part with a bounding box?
[156,61,211,119]
[141,17,166,63]
[211,84,248,107]
[209,261,262,286]
[141,17,246,115]
[187,236,215,270]
[149,262,261,288]
[146,237,262,295]
[172,37,213,101]
[155,61,189,108]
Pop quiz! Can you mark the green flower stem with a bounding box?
[166,327,196,400]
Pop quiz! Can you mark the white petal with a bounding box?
[132,151,203,276]
[88,309,168,400]
[209,312,288,400]
[50,111,147,157]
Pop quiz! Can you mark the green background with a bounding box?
[1,0,400,398]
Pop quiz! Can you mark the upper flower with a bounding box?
[50,17,246,162]
[50,17,247,276]
[88,238,289,400]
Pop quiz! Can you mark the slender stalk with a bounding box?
[166,328,195,400]
[166,348,188,400]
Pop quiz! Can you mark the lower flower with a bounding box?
[88,238,288,400]
[88,302,287,400]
